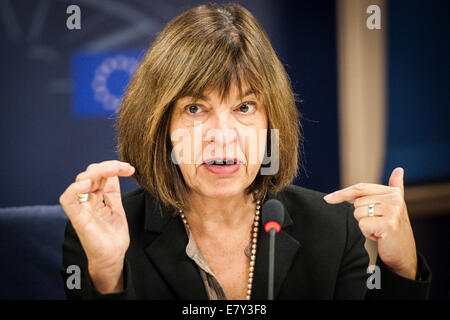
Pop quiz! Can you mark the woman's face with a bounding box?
[169,82,268,200]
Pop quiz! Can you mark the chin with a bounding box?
[200,180,248,200]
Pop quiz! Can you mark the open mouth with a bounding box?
[204,159,240,165]
[202,158,243,175]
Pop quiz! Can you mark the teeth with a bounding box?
[205,160,237,165]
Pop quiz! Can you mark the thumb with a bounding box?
[102,176,125,213]
[388,167,404,196]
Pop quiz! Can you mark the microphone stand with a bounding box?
[261,198,285,300]
[268,228,276,300]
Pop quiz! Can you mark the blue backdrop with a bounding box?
[1,0,448,207]
[383,0,450,185]
[0,0,340,207]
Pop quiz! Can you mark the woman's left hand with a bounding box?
[323,167,417,280]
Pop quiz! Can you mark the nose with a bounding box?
[204,108,238,148]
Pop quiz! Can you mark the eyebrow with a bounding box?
[197,88,256,103]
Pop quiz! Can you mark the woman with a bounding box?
[59,3,430,300]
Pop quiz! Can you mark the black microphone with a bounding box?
[261,199,285,300]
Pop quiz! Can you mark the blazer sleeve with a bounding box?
[334,203,432,300]
[60,221,136,300]
[365,252,432,300]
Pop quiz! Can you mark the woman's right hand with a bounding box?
[59,160,135,294]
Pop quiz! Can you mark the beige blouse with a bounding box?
[183,224,252,300]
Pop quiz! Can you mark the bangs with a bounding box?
[174,39,265,104]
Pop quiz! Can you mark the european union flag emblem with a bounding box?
[71,50,144,118]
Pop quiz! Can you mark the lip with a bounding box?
[202,163,241,175]
[201,158,243,175]
[203,157,243,165]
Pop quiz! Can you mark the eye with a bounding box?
[185,104,202,115]
[237,102,256,114]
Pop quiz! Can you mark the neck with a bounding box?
[183,190,257,236]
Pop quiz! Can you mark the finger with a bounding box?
[102,176,124,211]
[76,160,134,182]
[90,191,114,215]
[103,175,121,195]
[358,216,387,241]
[323,183,399,204]
[84,190,106,211]
[59,179,92,223]
[76,160,134,179]
[354,193,403,209]
[60,178,92,208]
[388,167,404,197]
[103,192,125,216]
[83,177,123,216]
[76,161,135,192]
[353,203,386,222]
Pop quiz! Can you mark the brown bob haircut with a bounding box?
[116,3,302,212]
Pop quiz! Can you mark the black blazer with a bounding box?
[61,184,431,299]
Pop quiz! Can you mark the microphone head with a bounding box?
[261,199,285,230]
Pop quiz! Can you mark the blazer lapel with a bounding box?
[140,190,301,300]
[251,193,302,300]
[142,193,208,299]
